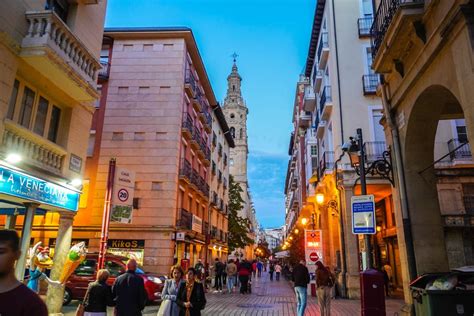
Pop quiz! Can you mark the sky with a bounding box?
[106,0,316,228]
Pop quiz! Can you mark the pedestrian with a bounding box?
[213,258,223,292]
[316,261,335,316]
[292,260,310,316]
[256,260,263,278]
[194,259,204,281]
[112,259,147,316]
[382,266,390,297]
[158,265,184,316]
[251,260,257,279]
[269,262,275,281]
[235,259,240,287]
[238,259,251,294]
[0,230,48,316]
[222,261,227,286]
[82,269,115,316]
[275,262,282,281]
[383,262,393,296]
[176,268,206,316]
[225,259,237,294]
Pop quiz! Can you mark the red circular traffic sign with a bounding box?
[117,188,129,202]
[309,252,319,262]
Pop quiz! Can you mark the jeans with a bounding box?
[276,272,281,281]
[257,269,262,277]
[239,275,249,294]
[294,286,308,316]
[215,274,222,290]
[269,271,274,281]
[317,286,332,316]
[227,275,235,292]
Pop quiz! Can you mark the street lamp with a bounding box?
[316,193,325,205]
[301,217,308,226]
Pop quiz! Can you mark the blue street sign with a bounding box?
[351,195,376,234]
[0,165,80,212]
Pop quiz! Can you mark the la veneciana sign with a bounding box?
[0,165,80,212]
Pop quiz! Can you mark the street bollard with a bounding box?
[360,269,386,316]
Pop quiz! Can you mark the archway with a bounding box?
[403,85,467,274]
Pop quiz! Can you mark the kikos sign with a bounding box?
[0,165,80,211]
[107,239,145,249]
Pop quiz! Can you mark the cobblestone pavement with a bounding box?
[62,273,404,315]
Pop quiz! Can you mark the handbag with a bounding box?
[76,283,91,316]
[157,299,172,316]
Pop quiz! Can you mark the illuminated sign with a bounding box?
[305,229,323,270]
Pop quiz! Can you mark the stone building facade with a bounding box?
[0,0,107,312]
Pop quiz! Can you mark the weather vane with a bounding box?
[231,52,238,63]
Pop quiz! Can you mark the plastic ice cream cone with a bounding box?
[59,254,85,283]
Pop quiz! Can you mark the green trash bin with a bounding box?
[410,272,474,316]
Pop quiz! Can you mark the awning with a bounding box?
[274,250,289,258]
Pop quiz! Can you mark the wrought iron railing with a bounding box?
[177,208,192,230]
[358,16,374,37]
[185,68,198,96]
[179,159,192,180]
[371,0,425,58]
[365,141,387,162]
[362,74,380,95]
[319,86,332,115]
[448,138,472,161]
[182,113,194,134]
[463,196,474,215]
[319,151,335,174]
[203,222,209,235]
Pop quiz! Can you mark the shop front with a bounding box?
[107,239,145,266]
[175,214,206,270]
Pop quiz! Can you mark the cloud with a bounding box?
[247,151,288,228]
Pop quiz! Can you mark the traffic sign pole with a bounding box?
[98,158,116,270]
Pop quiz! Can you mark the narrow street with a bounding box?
[62,273,404,315]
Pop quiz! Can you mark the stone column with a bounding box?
[15,203,39,280]
[46,212,75,315]
[4,209,18,229]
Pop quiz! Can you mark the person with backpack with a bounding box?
[315,261,335,316]
[213,258,224,292]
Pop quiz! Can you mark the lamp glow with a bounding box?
[316,193,325,205]
[70,178,82,187]
[294,228,299,234]
[6,153,22,164]
[301,217,308,225]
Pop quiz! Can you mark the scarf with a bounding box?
[185,280,195,316]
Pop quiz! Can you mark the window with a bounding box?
[74,259,96,276]
[230,113,235,119]
[239,128,243,139]
[112,132,124,141]
[230,158,234,166]
[232,85,235,91]
[45,0,69,22]
[230,127,235,138]
[455,120,468,142]
[48,106,61,143]
[372,109,385,142]
[87,132,96,157]
[7,80,19,120]
[310,145,318,156]
[19,86,35,128]
[362,0,373,17]
[33,97,48,135]
[105,260,124,277]
[366,47,374,74]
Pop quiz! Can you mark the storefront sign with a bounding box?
[107,239,144,249]
[175,232,185,241]
[351,195,376,234]
[305,229,323,272]
[192,215,202,233]
[69,154,82,173]
[111,167,135,223]
[0,165,80,211]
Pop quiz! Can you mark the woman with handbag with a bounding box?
[176,268,206,316]
[157,265,184,316]
[78,269,115,316]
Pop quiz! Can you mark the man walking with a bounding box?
[292,260,310,316]
[213,258,223,292]
[225,259,237,293]
[0,230,48,316]
[256,260,263,278]
[112,259,147,316]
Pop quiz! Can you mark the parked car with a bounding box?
[62,253,165,305]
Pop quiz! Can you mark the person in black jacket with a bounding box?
[292,260,310,316]
[83,269,115,315]
[177,267,206,316]
[112,259,147,316]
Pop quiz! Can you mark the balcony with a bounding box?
[2,120,67,175]
[316,119,326,138]
[303,86,316,112]
[358,16,374,37]
[447,139,472,161]
[185,68,198,98]
[181,113,194,140]
[299,111,312,129]
[21,11,100,102]
[223,177,227,190]
[193,92,203,112]
[317,32,329,70]
[319,151,335,175]
[211,161,216,175]
[98,60,110,81]
[179,159,192,182]
[319,86,332,120]
[218,144,223,157]
[212,191,218,205]
[211,226,218,239]
[314,69,324,92]
[202,221,209,236]
[223,153,228,166]
[203,146,211,166]
[371,0,425,72]
[190,129,201,150]
[362,74,380,95]
[218,170,223,183]
[365,141,387,162]
[177,208,193,230]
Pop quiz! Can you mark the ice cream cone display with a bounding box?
[59,242,87,284]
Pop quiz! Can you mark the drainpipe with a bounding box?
[334,153,348,298]
[332,0,345,143]
[380,76,417,281]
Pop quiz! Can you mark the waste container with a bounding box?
[410,272,474,316]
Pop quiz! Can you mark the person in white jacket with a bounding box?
[158,265,184,316]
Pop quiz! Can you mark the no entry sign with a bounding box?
[309,252,319,262]
[305,229,323,271]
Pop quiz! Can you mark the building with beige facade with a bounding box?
[73,27,230,276]
[371,0,474,310]
[208,103,234,263]
[0,0,106,312]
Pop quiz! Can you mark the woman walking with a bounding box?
[316,261,335,316]
[237,260,251,294]
[82,269,115,316]
[158,265,184,316]
[176,268,206,316]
